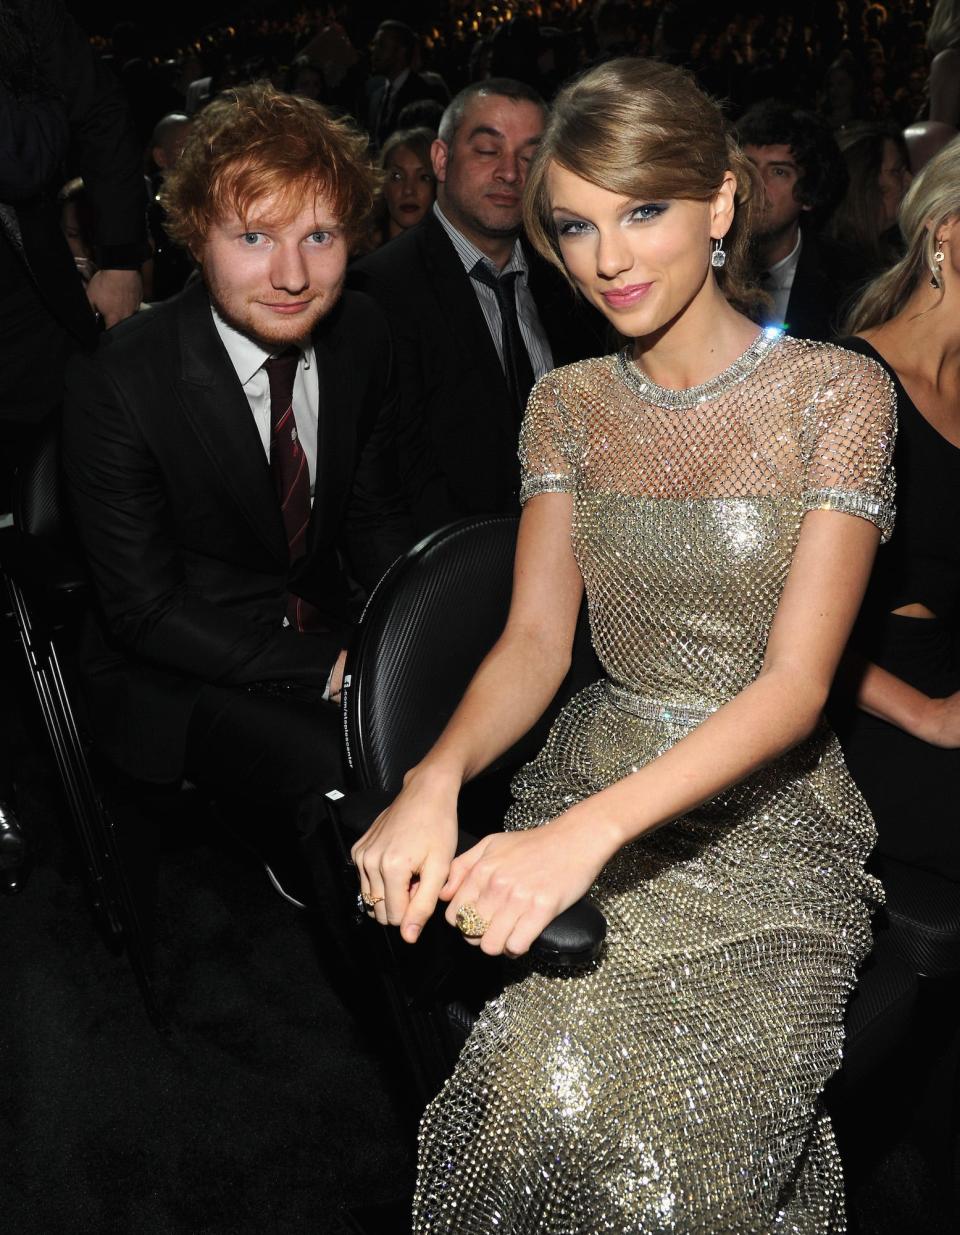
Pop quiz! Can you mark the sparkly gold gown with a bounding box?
[412,334,897,1234]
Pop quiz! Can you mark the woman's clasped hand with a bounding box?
[351,769,460,941]
[351,771,615,956]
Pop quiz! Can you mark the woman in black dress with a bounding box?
[836,136,960,879]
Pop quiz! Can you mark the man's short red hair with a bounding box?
[162,81,378,251]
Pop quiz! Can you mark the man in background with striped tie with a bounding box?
[349,79,605,539]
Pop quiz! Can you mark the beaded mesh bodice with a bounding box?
[520,334,895,714]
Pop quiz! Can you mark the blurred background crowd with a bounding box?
[54,0,957,308]
[73,0,952,134]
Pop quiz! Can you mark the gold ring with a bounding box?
[455,903,489,938]
[361,892,384,908]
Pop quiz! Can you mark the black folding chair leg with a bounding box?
[4,571,167,1030]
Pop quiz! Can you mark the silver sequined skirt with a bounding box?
[412,681,880,1234]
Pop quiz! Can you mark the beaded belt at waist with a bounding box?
[603,681,719,726]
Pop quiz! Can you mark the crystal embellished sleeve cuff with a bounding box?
[802,486,896,543]
[519,472,575,504]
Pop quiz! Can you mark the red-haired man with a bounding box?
[63,84,411,895]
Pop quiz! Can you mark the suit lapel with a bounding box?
[785,234,834,342]
[419,213,512,409]
[174,283,287,561]
[527,247,600,366]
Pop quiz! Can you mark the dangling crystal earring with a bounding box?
[711,238,727,269]
[930,245,945,289]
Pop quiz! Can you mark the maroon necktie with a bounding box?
[263,348,323,632]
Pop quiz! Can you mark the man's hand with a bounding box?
[85,268,142,328]
[327,648,349,704]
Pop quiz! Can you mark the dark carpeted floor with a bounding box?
[0,678,415,1234]
[1,642,957,1235]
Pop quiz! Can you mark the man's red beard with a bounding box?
[203,272,344,350]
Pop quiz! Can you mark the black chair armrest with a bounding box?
[325,788,607,969]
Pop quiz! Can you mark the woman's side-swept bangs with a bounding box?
[523,57,766,318]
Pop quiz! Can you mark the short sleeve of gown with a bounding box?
[802,349,897,543]
[518,372,580,505]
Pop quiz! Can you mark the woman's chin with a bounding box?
[392,211,425,232]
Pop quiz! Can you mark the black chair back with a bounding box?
[343,515,519,794]
[13,413,65,543]
[343,514,600,802]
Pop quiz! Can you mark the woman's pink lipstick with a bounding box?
[601,283,652,308]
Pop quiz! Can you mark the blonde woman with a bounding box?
[373,127,436,248]
[835,136,960,882]
[354,58,895,1231]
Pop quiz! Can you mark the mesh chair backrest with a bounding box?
[343,516,519,793]
[13,414,64,542]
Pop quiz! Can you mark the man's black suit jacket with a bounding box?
[63,281,411,784]
[348,211,606,536]
[783,231,856,344]
[1,0,147,424]
[367,71,448,146]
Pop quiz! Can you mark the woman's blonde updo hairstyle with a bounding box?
[523,58,766,318]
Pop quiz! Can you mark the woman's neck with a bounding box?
[632,280,761,390]
[863,283,960,392]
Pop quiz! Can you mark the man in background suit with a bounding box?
[736,100,852,341]
[1,0,146,892]
[367,20,449,150]
[350,79,605,538]
[1,0,146,502]
[63,85,410,854]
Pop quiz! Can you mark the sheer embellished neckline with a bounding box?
[617,327,784,409]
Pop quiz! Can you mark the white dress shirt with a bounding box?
[211,307,319,499]
[763,230,802,329]
[211,308,336,675]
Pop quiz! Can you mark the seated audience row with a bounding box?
[6,8,960,1223]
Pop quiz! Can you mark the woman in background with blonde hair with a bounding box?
[361,126,436,251]
[354,57,895,1232]
[835,137,960,881]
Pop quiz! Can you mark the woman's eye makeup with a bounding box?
[554,202,668,237]
[627,202,668,222]
[555,218,593,237]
